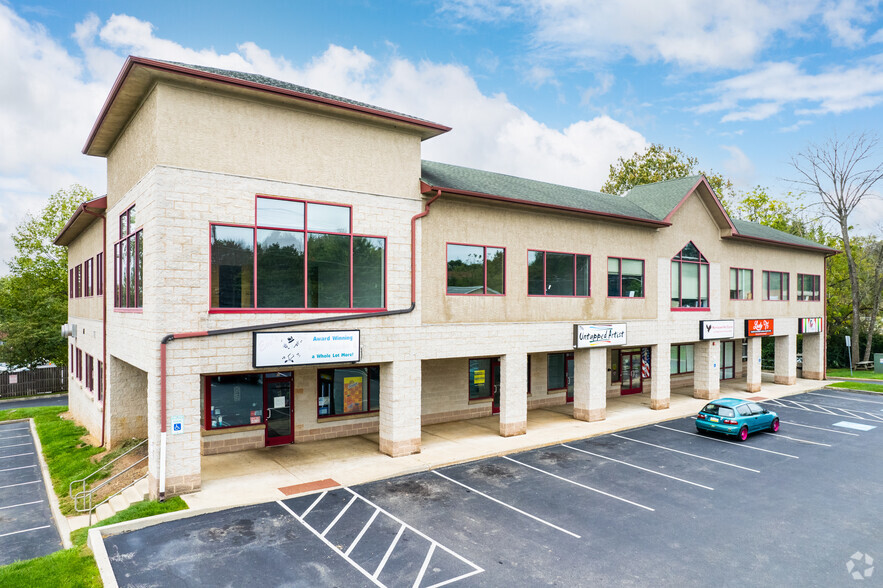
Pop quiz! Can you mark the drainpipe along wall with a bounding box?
[157,189,442,500]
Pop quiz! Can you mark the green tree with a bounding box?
[0,185,94,369]
[601,144,735,211]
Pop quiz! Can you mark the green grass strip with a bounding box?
[825,368,883,380]
[827,382,883,394]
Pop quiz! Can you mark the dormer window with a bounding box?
[671,242,709,309]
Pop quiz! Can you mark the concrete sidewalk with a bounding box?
[181,376,830,511]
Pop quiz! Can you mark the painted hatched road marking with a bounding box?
[432,470,581,538]
[655,425,799,458]
[808,392,883,405]
[562,444,714,490]
[502,455,655,511]
[611,434,761,473]
[764,399,883,422]
[282,487,484,588]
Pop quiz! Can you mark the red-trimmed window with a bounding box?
[114,205,142,308]
[468,358,498,399]
[205,373,268,430]
[670,344,694,374]
[547,352,573,390]
[76,349,82,381]
[96,253,104,296]
[527,251,589,296]
[447,243,505,295]
[70,345,74,373]
[84,354,94,391]
[671,242,709,309]
[97,361,104,402]
[69,269,74,299]
[762,270,789,301]
[317,365,380,418]
[84,258,93,297]
[75,264,83,298]
[729,268,753,300]
[210,196,386,311]
[608,257,644,298]
[797,273,820,301]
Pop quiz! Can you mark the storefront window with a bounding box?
[317,366,379,417]
[547,353,567,389]
[469,358,493,399]
[206,373,264,429]
[670,344,694,374]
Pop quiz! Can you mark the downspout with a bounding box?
[157,189,442,501]
[82,207,108,447]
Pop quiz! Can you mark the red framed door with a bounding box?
[491,359,501,415]
[565,353,575,402]
[264,376,293,446]
[620,351,643,395]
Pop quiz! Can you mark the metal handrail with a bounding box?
[83,472,149,526]
[69,439,148,516]
[71,455,148,512]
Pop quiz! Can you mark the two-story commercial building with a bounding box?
[56,57,835,499]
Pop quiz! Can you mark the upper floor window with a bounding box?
[762,270,789,301]
[671,242,709,309]
[729,268,753,300]
[608,257,644,298]
[797,274,820,301]
[447,244,505,295]
[527,251,590,297]
[96,253,104,296]
[69,269,74,299]
[84,258,93,297]
[211,196,385,311]
[114,205,142,308]
[75,264,82,298]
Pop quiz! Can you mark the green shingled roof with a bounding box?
[158,60,443,127]
[622,175,703,221]
[730,219,834,251]
[420,160,662,223]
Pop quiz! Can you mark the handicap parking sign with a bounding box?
[171,416,184,435]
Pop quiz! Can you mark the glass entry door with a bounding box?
[566,354,575,402]
[491,359,501,415]
[264,377,293,446]
[620,350,643,394]
[720,341,735,380]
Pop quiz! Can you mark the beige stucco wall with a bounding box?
[67,219,105,321]
[106,88,158,210]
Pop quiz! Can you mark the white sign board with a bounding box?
[253,330,361,368]
[574,324,627,348]
[170,415,184,435]
[699,320,735,340]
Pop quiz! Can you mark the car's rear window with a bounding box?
[702,404,735,417]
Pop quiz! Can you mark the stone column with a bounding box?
[746,337,762,392]
[499,353,527,437]
[802,333,825,380]
[775,334,797,385]
[574,348,606,421]
[379,359,422,457]
[693,340,720,400]
[650,343,670,410]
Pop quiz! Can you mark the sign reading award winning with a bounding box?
[798,317,822,334]
[253,330,360,368]
[745,319,774,337]
[699,320,735,340]
[574,323,627,348]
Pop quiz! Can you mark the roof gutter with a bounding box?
[724,233,839,256]
[156,189,441,501]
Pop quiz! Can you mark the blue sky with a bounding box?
[1,0,882,271]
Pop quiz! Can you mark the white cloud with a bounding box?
[0,8,649,272]
[822,0,882,48]
[720,145,756,187]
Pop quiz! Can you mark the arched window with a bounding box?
[671,242,709,309]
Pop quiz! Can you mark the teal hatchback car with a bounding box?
[695,398,779,441]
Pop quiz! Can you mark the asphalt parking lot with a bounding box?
[0,420,63,565]
[103,389,882,587]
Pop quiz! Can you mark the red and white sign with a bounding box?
[798,317,822,334]
[745,319,774,337]
[699,320,735,340]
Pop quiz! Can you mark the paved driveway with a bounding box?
[102,389,882,586]
[0,420,63,565]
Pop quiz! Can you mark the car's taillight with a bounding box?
[697,414,706,420]
[723,419,738,425]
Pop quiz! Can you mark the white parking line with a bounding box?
[763,399,879,421]
[808,392,883,405]
[654,425,799,459]
[0,435,31,441]
[0,525,51,538]
[0,428,29,433]
[0,443,33,449]
[780,421,859,436]
[768,433,831,447]
[374,524,405,579]
[561,444,714,490]
[0,452,34,460]
[0,499,43,510]
[299,490,327,519]
[322,494,357,537]
[503,455,655,511]
[0,465,36,473]
[414,543,437,588]
[345,508,380,557]
[0,480,40,490]
[794,401,836,414]
[611,434,760,473]
[432,470,581,538]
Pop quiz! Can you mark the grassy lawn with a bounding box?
[825,368,883,380]
[827,382,883,394]
[0,498,188,588]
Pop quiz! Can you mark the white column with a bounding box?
[379,359,421,457]
[693,340,720,400]
[802,333,825,380]
[574,348,606,421]
[746,337,762,392]
[650,344,670,410]
[775,334,797,385]
[499,353,527,437]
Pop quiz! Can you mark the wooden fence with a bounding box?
[0,367,68,399]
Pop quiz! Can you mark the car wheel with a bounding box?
[738,426,749,442]
[770,418,779,433]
